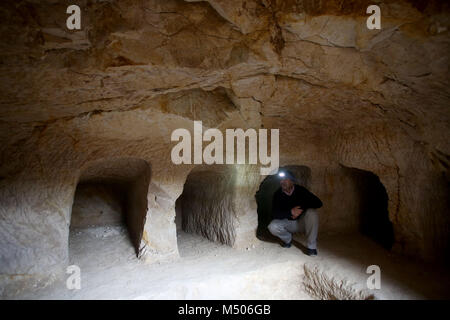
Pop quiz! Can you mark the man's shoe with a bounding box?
[306,248,317,256]
[281,242,292,248]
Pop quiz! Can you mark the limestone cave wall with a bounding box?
[0,0,449,288]
[71,182,126,228]
[179,166,237,246]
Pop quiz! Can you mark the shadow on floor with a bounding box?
[256,227,450,299]
[257,228,310,255]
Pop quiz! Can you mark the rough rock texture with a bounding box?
[302,263,375,300]
[8,231,450,299]
[71,182,126,228]
[0,0,449,291]
[179,166,238,246]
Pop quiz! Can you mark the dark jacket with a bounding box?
[272,184,322,220]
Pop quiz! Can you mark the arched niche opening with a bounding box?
[340,165,394,250]
[69,158,151,263]
[255,165,311,239]
[175,165,237,255]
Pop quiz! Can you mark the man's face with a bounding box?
[280,178,293,191]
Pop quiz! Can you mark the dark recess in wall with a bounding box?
[341,165,394,250]
[70,158,151,257]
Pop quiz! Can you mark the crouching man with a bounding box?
[268,170,323,256]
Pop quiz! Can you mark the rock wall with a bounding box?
[179,166,237,246]
[71,182,126,228]
[0,0,449,289]
[177,164,260,248]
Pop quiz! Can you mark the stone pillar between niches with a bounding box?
[233,165,261,249]
[140,181,179,264]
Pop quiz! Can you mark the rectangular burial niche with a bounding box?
[175,165,237,255]
[340,165,394,250]
[255,165,311,241]
[69,158,150,267]
[69,180,136,266]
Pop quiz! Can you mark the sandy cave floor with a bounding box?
[13,226,450,300]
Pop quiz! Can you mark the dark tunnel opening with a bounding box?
[341,165,395,250]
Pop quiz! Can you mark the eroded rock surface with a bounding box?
[0,0,449,293]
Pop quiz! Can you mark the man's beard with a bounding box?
[281,183,293,193]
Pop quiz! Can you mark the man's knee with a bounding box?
[306,209,319,222]
[268,219,283,235]
[303,209,319,232]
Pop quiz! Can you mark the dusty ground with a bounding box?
[11,226,450,300]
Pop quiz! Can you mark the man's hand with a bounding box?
[291,206,303,219]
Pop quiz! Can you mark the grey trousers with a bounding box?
[267,209,319,249]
